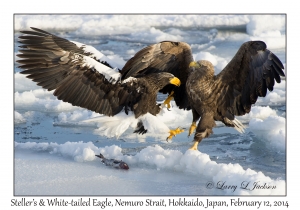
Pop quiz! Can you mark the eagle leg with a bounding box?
[188,122,197,137]
[189,141,199,150]
[189,133,205,150]
[163,91,174,110]
[189,112,215,150]
[166,127,184,142]
[188,109,200,137]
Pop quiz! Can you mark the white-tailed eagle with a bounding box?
[17,28,285,150]
[120,41,285,150]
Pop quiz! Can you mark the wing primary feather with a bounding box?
[18,35,45,40]
[30,27,53,35]
[59,79,83,102]
[271,60,285,76]
[270,52,284,70]
[29,70,65,83]
[271,65,281,83]
[73,84,90,106]
[17,59,50,65]
[266,68,275,91]
[19,30,46,36]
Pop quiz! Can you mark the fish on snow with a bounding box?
[95,153,129,170]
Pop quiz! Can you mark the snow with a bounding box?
[12,14,286,198]
[14,15,250,36]
[71,40,123,70]
[193,51,228,74]
[14,111,26,124]
[247,15,285,49]
[248,116,285,151]
[14,72,41,92]
[14,89,77,112]
[15,142,285,195]
[238,106,278,122]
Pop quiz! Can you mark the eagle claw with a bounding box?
[166,127,184,142]
[189,141,199,150]
[163,91,174,110]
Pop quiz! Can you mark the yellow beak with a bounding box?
[189,61,200,68]
[169,77,181,87]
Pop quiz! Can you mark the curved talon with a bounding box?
[166,137,170,142]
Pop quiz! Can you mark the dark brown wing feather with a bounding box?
[215,41,285,118]
[17,28,155,117]
[120,41,193,109]
[19,27,116,69]
[19,27,85,55]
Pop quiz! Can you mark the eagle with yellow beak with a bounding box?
[17,27,181,138]
[121,40,285,150]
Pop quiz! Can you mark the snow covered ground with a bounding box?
[13,14,286,196]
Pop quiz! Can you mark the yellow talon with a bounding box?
[189,141,199,150]
[188,122,197,137]
[166,127,184,142]
[163,91,174,109]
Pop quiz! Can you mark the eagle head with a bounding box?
[143,72,181,91]
[189,60,215,77]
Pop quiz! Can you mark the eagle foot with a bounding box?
[166,127,184,142]
[189,141,199,150]
[188,122,197,137]
[163,91,174,110]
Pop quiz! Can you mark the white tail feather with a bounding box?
[82,112,138,138]
[82,111,170,138]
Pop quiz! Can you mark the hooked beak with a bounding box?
[169,77,181,87]
[189,61,200,68]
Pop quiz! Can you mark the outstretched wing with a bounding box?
[214,41,285,118]
[17,27,145,116]
[120,41,193,109]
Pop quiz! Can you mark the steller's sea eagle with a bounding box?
[16,27,181,137]
[120,41,285,150]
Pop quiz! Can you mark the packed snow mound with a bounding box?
[15,141,285,195]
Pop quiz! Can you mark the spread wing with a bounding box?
[214,41,285,118]
[120,41,194,109]
[17,27,148,116]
